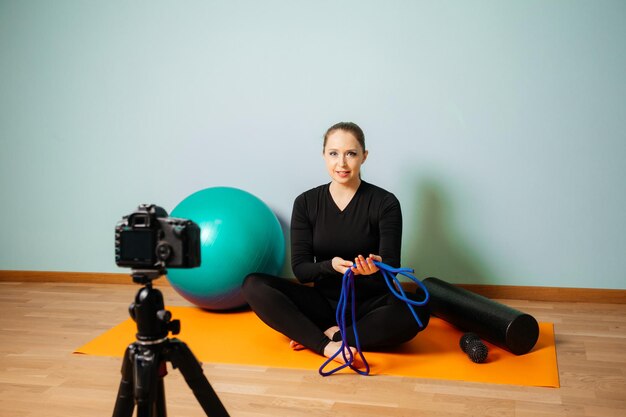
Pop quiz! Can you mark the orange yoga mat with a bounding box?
[75,306,559,387]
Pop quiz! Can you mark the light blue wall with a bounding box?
[1,1,624,289]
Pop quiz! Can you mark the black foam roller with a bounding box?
[423,277,539,355]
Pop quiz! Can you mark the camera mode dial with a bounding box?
[156,242,172,262]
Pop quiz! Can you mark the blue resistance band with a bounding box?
[319,261,430,377]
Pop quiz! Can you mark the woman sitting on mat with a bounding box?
[242,121,429,362]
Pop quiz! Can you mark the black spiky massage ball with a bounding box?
[459,332,480,353]
[467,339,489,363]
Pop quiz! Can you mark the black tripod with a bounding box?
[112,269,230,417]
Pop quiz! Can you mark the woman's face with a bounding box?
[323,129,368,186]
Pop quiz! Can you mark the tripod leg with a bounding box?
[112,344,137,417]
[155,363,167,417]
[134,345,165,417]
[165,339,230,417]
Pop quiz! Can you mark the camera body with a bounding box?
[115,204,201,269]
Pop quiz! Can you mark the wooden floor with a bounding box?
[0,281,625,417]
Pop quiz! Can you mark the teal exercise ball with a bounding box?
[167,187,285,310]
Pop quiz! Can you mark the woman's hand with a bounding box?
[351,254,382,276]
[332,257,356,274]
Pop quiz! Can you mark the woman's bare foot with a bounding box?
[323,341,361,365]
[324,326,340,340]
[289,340,306,351]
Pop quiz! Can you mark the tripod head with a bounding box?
[129,268,180,342]
[131,268,166,285]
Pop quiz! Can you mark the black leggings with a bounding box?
[242,273,430,355]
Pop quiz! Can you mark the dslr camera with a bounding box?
[115,204,201,270]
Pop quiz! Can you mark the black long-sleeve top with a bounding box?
[290,181,402,300]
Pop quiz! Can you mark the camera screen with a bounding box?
[120,230,156,263]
